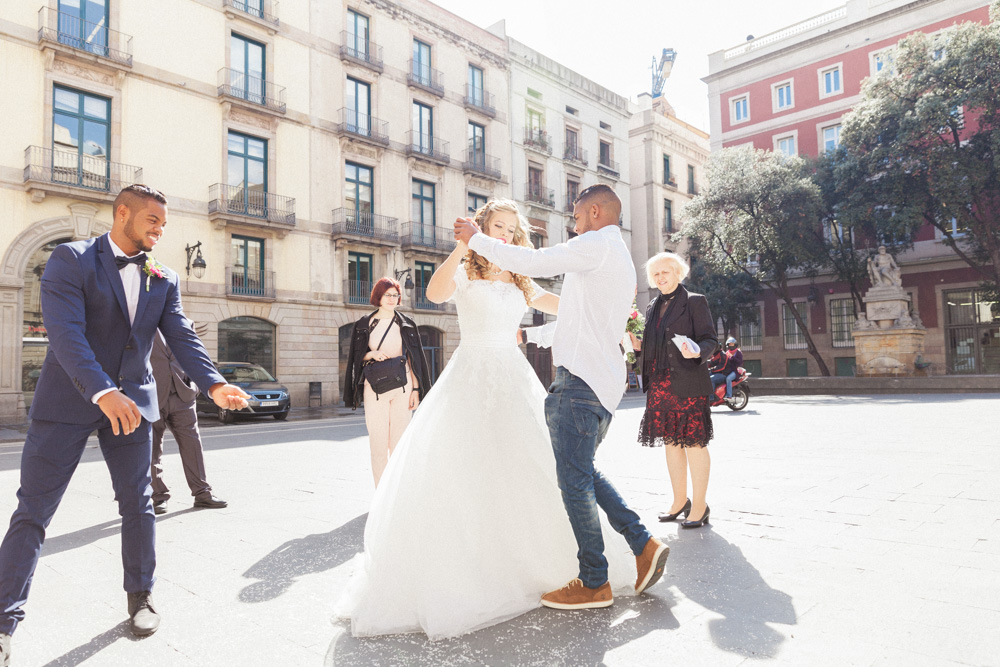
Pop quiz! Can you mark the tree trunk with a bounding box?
[775,279,832,376]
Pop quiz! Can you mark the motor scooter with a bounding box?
[710,368,751,411]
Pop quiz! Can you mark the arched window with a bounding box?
[419,326,443,383]
[21,238,72,403]
[218,316,276,376]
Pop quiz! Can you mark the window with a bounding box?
[528,165,544,201]
[346,9,370,59]
[230,34,265,105]
[526,108,544,144]
[344,162,373,228]
[419,326,444,383]
[742,359,763,377]
[218,317,276,376]
[230,236,265,297]
[822,124,841,153]
[663,199,673,233]
[820,65,842,97]
[599,140,612,167]
[599,121,611,131]
[412,101,433,153]
[57,0,108,55]
[468,64,484,106]
[872,49,895,75]
[527,88,542,100]
[227,131,267,216]
[565,105,578,116]
[687,165,696,195]
[732,95,749,123]
[830,298,855,348]
[411,179,435,228]
[786,358,808,377]
[565,127,580,160]
[944,288,1000,374]
[347,252,373,304]
[739,306,763,351]
[835,357,856,377]
[345,77,372,134]
[566,178,580,211]
[468,122,485,164]
[414,261,435,308]
[776,135,796,157]
[412,39,432,85]
[773,81,793,111]
[782,302,808,349]
[468,192,487,214]
[52,85,110,189]
[663,154,672,184]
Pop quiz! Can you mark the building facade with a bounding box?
[704,0,996,378]
[0,0,512,424]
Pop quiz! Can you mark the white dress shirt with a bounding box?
[91,234,143,404]
[468,225,636,414]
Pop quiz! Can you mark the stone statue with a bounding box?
[867,246,902,288]
[854,311,875,330]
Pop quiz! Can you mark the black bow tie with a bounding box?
[115,253,147,270]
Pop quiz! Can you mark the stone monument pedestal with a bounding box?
[853,283,926,376]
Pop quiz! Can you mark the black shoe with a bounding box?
[658,499,691,522]
[681,505,711,528]
[0,632,10,667]
[153,500,168,515]
[127,591,159,637]
[193,495,228,509]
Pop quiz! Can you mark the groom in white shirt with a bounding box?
[455,184,669,609]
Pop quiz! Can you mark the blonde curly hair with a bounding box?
[464,199,537,304]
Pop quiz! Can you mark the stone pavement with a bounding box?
[0,393,997,666]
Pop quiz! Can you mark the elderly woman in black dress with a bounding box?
[629,252,719,528]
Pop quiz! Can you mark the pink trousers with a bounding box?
[363,376,413,486]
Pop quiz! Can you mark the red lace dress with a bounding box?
[638,358,714,448]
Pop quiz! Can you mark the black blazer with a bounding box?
[343,310,432,409]
[638,286,719,398]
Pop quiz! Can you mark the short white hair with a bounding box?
[644,252,690,288]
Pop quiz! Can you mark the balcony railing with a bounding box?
[463,150,502,180]
[405,131,450,164]
[413,286,445,311]
[525,184,555,208]
[407,60,444,97]
[563,145,588,167]
[597,158,620,178]
[564,197,576,213]
[223,0,279,27]
[344,279,373,306]
[335,108,390,145]
[208,183,295,226]
[400,222,456,254]
[464,86,496,117]
[331,208,399,244]
[227,267,275,299]
[664,175,678,189]
[339,31,383,72]
[218,68,286,113]
[24,146,141,194]
[524,129,552,155]
[37,7,132,66]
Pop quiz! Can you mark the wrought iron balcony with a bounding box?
[405,132,450,165]
[331,209,399,245]
[335,108,390,146]
[664,174,678,189]
[563,145,588,167]
[208,183,295,226]
[464,86,496,117]
[223,0,279,28]
[597,158,620,178]
[524,129,552,155]
[218,68,286,113]
[400,222,456,255]
[227,267,276,299]
[564,198,576,213]
[525,184,555,208]
[37,7,132,67]
[344,279,373,306]
[407,60,444,97]
[462,150,502,180]
[339,31,383,72]
[24,146,141,197]
[413,286,445,311]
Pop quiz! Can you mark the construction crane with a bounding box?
[651,48,676,98]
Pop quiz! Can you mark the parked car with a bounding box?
[196,362,290,423]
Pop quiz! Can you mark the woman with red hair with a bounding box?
[343,277,430,486]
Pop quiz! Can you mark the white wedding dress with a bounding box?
[335,269,635,640]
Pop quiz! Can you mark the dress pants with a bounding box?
[0,417,156,634]
[151,393,211,502]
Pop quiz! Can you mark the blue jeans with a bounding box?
[544,367,652,588]
[711,372,738,398]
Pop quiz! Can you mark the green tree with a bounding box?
[687,258,761,341]
[682,146,832,375]
[840,3,1000,298]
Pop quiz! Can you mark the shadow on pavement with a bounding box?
[39,620,135,667]
[239,513,367,603]
[327,593,677,666]
[39,508,200,558]
[666,527,796,658]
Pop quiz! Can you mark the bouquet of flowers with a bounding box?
[624,305,645,366]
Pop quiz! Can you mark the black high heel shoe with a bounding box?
[681,505,710,528]
[658,499,691,522]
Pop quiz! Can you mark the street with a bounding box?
[0,394,997,666]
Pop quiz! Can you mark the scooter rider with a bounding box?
[710,337,743,400]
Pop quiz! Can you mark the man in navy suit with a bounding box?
[0,185,250,660]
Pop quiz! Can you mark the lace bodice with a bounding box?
[450,269,532,348]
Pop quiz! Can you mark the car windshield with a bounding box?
[219,365,276,382]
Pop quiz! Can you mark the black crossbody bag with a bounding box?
[362,316,408,399]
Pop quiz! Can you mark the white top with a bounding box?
[91,234,144,404]
[468,225,636,414]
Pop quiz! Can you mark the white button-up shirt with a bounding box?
[91,234,144,404]
[468,224,636,414]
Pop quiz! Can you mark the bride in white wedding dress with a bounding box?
[335,200,635,640]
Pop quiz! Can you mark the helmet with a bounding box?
[726,337,737,347]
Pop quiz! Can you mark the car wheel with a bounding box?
[273,411,288,421]
[218,407,234,424]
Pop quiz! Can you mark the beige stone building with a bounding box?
[0,0,511,424]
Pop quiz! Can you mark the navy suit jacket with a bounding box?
[30,233,225,425]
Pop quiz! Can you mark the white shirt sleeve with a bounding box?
[468,232,600,278]
[92,387,116,404]
[524,322,557,348]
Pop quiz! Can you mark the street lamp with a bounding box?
[394,268,415,296]
[185,241,206,279]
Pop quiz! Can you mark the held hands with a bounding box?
[97,390,142,436]
[454,217,480,245]
[679,342,701,359]
[210,383,251,411]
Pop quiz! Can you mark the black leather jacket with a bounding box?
[343,310,431,409]
[638,286,719,398]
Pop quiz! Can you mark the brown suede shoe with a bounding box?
[635,537,670,594]
[540,578,613,610]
